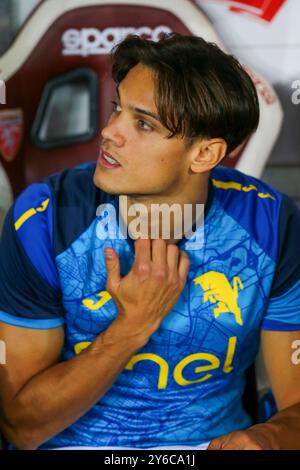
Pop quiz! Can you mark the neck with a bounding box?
[119,173,210,244]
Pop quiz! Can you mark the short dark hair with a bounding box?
[111,33,259,154]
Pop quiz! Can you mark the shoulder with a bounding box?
[211,166,283,261]
[16,162,108,256]
[44,162,98,206]
[11,162,107,277]
[211,166,280,204]
[14,163,99,224]
[0,163,109,327]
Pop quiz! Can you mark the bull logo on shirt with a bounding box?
[193,271,244,326]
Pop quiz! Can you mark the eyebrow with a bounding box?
[116,87,161,123]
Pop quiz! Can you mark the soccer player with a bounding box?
[0,34,300,450]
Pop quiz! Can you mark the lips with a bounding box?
[98,149,122,169]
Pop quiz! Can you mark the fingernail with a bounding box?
[104,248,114,257]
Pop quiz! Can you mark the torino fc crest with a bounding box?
[0,109,23,161]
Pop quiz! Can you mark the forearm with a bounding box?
[3,320,146,449]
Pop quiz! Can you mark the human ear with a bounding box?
[190,138,227,173]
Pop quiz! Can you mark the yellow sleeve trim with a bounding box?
[212,179,275,200]
[14,198,50,231]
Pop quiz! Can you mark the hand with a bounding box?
[104,239,190,341]
[207,424,280,450]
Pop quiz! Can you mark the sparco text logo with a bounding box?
[62,26,172,57]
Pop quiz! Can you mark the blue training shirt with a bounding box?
[0,163,300,448]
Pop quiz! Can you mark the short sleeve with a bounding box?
[262,195,300,331]
[0,183,64,329]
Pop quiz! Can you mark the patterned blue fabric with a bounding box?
[0,163,299,449]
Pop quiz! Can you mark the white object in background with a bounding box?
[234,66,283,178]
[0,161,13,233]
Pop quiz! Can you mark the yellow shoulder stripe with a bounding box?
[212,179,275,200]
[14,198,50,231]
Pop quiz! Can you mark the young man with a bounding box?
[0,34,300,450]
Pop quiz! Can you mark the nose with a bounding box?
[101,114,126,148]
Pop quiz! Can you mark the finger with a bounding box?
[207,437,227,450]
[166,244,179,272]
[152,239,167,267]
[207,432,247,450]
[178,250,190,288]
[104,248,121,294]
[133,238,151,265]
